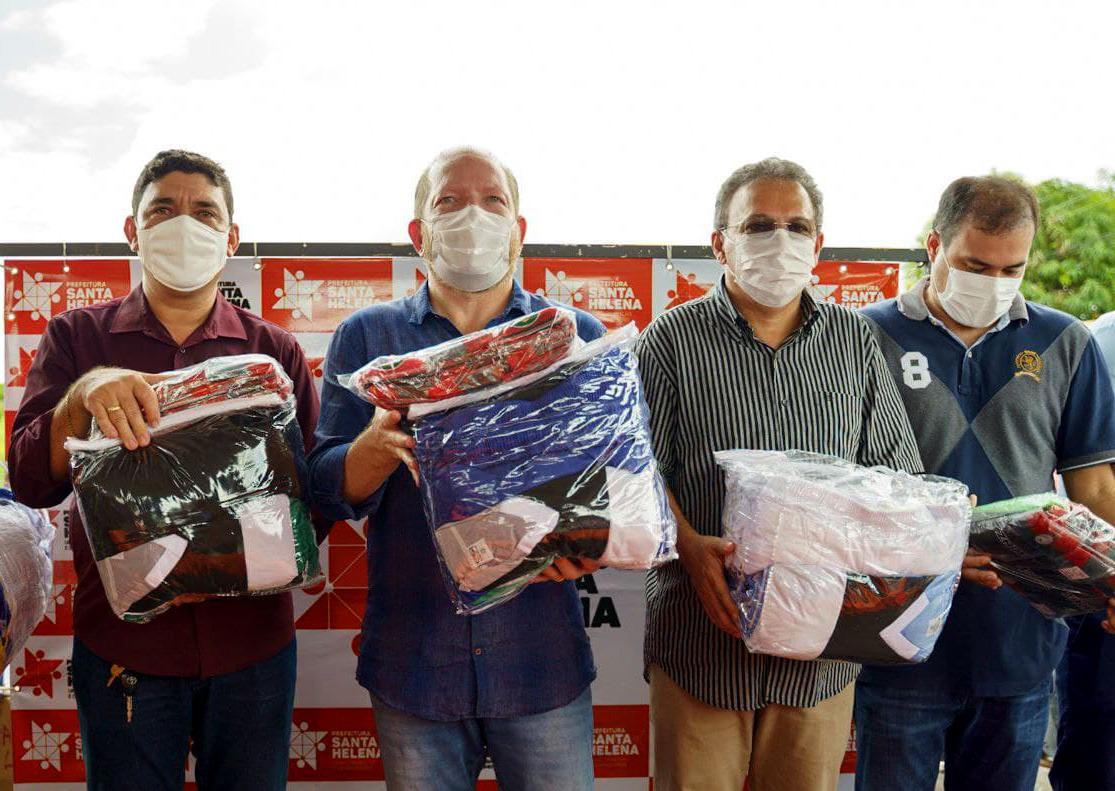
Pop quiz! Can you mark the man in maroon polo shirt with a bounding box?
[9,149,319,791]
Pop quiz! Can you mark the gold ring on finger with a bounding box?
[106,405,124,412]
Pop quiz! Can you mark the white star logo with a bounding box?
[271,269,325,321]
[808,283,839,303]
[11,272,64,320]
[21,721,72,771]
[40,582,67,624]
[538,269,585,305]
[289,720,327,770]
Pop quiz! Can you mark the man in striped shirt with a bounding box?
[634,157,923,791]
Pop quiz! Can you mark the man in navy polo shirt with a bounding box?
[309,147,604,791]
[855,175,1115,791]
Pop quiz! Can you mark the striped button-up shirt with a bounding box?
[635,278,923,711]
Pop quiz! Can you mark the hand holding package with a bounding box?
[969,493,1115,618]
[66,355,322,622]
[412,325,678,614]
[717,450,970,664]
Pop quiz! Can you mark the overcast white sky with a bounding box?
[0,0,1111,249]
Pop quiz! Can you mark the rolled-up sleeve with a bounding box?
[308,317,383,522]
[10,318,79,508]
[1056,334,1115,472]
[573,312,606,343]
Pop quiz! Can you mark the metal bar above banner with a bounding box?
[0,242,929,263]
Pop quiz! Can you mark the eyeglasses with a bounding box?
[720,219,816,238]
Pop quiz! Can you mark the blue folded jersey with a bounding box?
[417,346,652,514]
[413,345,674,613]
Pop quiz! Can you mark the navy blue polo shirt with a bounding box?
[858,279,1115,697]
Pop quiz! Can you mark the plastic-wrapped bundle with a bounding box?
[969,494,1115,618]
[340,307,578,410]
[153,354,293,413]
[411,327,678,614]
[0,492,53,671]
[66,355,322,623]
[717,450,970,664]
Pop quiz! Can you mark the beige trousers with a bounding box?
[649,664,855,791]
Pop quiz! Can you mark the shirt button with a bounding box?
[473,648,483,656]
[179,348,187,354]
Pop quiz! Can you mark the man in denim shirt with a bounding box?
[309,147,604,791]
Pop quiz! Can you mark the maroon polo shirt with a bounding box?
[9,286,320,678]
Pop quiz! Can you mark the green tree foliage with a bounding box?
[900,219,933,292]
[1024,172,1115,320]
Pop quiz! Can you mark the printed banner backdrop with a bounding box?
[2,255,901,789]
[522,257,654,330]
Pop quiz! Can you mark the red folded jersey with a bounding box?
[155,355,293,415]
[344,307,578,409]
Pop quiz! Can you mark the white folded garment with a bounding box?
[238,494,300,591]
[742,564,846,661]
[731,477,968,577]
[435,498,559,592]
[97,535,189,616]
[739,563,960,664]
[599,465,670,568]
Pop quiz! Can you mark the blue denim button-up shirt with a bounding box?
[309,280,603,721]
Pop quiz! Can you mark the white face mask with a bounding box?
[723,228,817,308]
[137,215,228,293]
[932,252,1022,328]
[425,205,515,293]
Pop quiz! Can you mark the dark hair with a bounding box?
[131,149,234,220]
[933,175,1038,245]
[714,157,824,231]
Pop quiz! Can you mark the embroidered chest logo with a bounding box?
[1014,350,1043,381]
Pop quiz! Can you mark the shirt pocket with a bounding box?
[786,389,863,460]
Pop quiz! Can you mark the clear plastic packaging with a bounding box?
[0,492,53,671]
[339,306,579,410]
[412,328,678,614]
[716,450,970,664]
[153,353,294,412]
[65,355,322,623]
[969,493,1115,618]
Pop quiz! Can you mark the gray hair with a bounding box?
[413,146,520,220]
[713,157,824,231]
